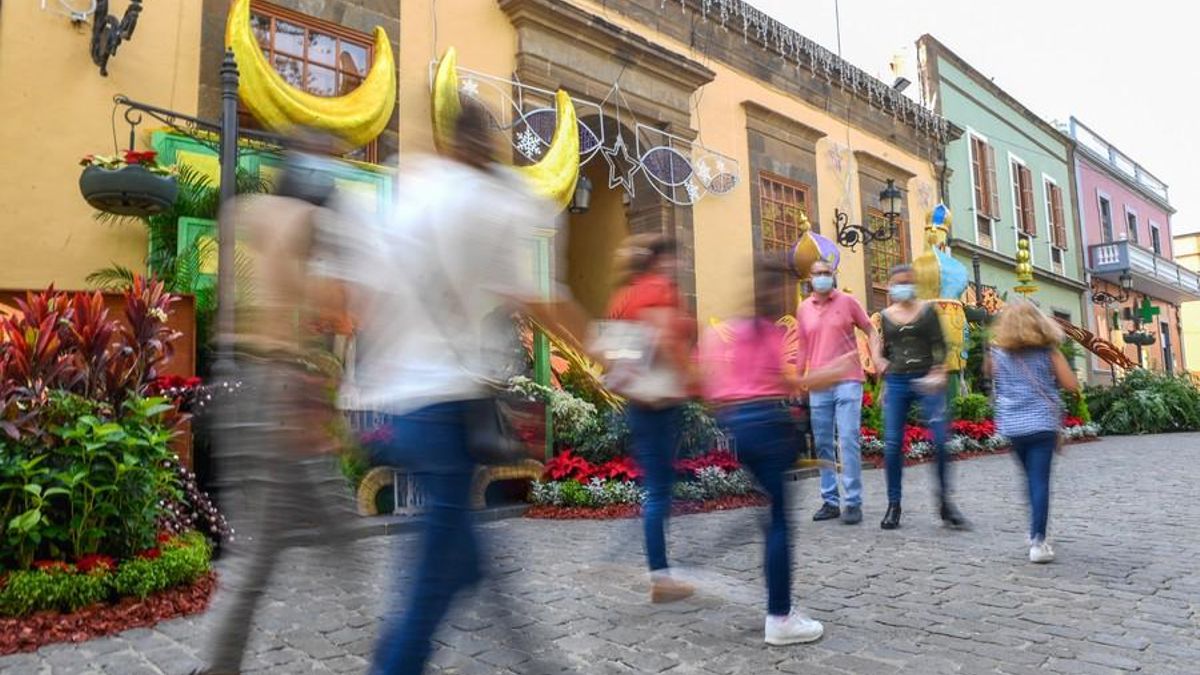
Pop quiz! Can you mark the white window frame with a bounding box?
[1149,220,1163,256]
[966,129,997,250]
[1124,206,1139,245]
[1097,190,1115,243]
[1009,152,1039,268]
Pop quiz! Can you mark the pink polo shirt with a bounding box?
[698,318,789,403]
[795,290,872,383]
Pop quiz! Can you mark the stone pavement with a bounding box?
[2,433,1197,674]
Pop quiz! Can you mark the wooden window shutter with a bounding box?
[1051,184,1067,248]
[1019,166,1036,235]
[970,138,986,215]
[985,144,1000,217]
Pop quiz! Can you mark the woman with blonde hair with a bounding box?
[987,299,1079,563]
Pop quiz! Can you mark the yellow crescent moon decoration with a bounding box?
[225,0,396,148]
[432,47,580,208]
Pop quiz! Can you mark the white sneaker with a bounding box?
[764,610,824,646]
[1029,539,1055,564]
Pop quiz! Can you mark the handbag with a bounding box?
[407,226,544,466]
[591,319,686,407]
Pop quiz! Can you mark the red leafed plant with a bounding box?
[544,450,595,482]
[902,424,933,449]
[1062,416,1083,428]
[75,554,116,574]
[591,455,641,481]
[675,450,740,474]
[950,419,997,441]
[861,426,878,441]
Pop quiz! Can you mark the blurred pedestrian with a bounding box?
[198,133,361,675]
[796,259,876,525]
[987,299,1078,563]
[874,264,968,531]
[698,254,854,645]
[356,100,589,675]
[604,233,699,603]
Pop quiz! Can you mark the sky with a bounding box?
[755,0,1198,236]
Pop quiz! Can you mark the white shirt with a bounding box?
[328,156,556,414]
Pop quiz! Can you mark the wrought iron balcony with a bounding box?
[1089,240,1200,303]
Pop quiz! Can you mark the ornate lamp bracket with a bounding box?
[91,0,143,77]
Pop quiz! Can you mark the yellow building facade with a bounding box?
[1175,233,1200,376]
[0,0,951,325]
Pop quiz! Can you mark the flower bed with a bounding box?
[0,532,213,654]
[861,418,1100,467]
[526,450,762,520]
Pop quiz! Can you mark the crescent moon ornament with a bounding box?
[431,47,580,208]
[226,0,396,148]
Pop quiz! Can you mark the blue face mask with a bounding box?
[811,276,835,293]
[889,283,916,302]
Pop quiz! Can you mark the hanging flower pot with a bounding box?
[964,305,991,325]
[1122,330,1156,346]
[79,150,177,217]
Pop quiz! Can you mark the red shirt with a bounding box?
[608,273,693,381]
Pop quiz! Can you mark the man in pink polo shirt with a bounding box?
[795,259,877,525]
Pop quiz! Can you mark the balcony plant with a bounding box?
[79,150,178,217]
[1122,329,1156,346]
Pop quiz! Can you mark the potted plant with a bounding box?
[1122,329,1156,346]
[79,150,178,217]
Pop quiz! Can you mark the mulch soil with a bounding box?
[0,572,216,656]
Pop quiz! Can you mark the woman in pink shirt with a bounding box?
[698,255,853,647]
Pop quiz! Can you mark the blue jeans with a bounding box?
[717,401,798,616]
[882,373,949,504]
[627,404,683,572]
[1011,431,1056,541]
[809,381,863,508]
[367,402,482,675]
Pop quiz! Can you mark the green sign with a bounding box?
[1138,298,1161,325]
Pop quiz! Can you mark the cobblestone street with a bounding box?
[2,433,1197,674]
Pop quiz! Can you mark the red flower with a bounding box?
[544,450,595,482]
[1062,416,1083,428]
[860,426,878,440]
[32,560,71,573]
[901,424,933,450]
[157,532,173,544]
[76,554,116,573]
[593,456,642,481]
[137,547,162,561]
[675,450,740,474]
[862,390,874,408]
[950,419,996,441]
[122,150,159,166]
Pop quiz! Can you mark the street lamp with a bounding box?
[834,178,903,250]
[1091,271,1132,305]
[568,174,592,214]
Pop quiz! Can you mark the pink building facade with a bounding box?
[1067,118,1199,381]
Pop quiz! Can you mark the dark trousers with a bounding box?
[718,401,799,616]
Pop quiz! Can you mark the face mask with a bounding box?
[811,276,835,293]
[889,283,916,302]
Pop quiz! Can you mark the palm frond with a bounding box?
[84,264,139,291]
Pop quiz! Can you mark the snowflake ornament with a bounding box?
[684,180,701,203]
[459,78,480,99]
[516,127,544,160]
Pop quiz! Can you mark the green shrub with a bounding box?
[0,568,110,615]
[951,394,993,422]
[1085,370,1200,435]
[556,480,590,507]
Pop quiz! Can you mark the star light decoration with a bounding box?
[601,133,640,197]
[459,77,480,99]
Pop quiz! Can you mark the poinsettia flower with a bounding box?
[137,547,162,561]
[32,560,72,573]
[76,553,117,573]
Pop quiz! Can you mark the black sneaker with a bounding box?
[841,505,862,525]
[812,503,841,521]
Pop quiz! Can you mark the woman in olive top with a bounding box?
[874,265,969,531]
